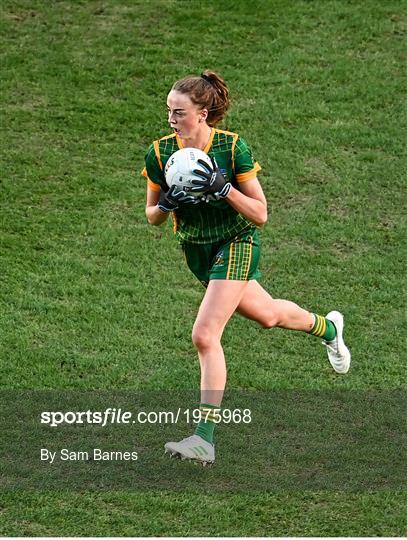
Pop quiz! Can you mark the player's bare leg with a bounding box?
[236,280,314,330]
[164,279,249,464]
[236,280,350,373]
[192,279,250,405]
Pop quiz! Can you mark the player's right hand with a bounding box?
[158,185,199,212]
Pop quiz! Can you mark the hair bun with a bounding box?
[201,73,212,84]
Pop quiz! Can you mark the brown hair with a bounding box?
[171,70,230,126]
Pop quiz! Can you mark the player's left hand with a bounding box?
[191,157,232,200]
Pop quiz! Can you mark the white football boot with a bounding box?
[164,434,215,465]
[323,311,351,374]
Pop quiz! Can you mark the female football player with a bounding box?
[142,70,351,464]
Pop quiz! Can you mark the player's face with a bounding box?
[167,90,208,140]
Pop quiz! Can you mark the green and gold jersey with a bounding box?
[141,127,261,244]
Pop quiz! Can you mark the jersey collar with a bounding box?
[176,127,215,153]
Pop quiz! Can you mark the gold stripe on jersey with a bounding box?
[153,133,178,172]
[176,128,216,154]
[147,179,161,192]
[160,133,178,141]
[231,132,239,173]
[153,140,163,170]
[236,162,262,182]
[204,128,216,153]
[142,167,161,191]
[215,128,239,137]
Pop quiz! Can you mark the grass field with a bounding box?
[1,0,406,536]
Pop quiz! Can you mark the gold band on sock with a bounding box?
[200,406,221,423]
[311,314,327,337]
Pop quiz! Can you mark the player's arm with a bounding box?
[145,186,169,226]
[143,143,172,226]
[226,178,267,227]
[191,159,267,227]
[225,135,267,226]
[146,182,200,225]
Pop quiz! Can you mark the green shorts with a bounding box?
[181,227,261,287]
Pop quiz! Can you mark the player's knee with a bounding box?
[262,312,281,329]
[192,324,218,350]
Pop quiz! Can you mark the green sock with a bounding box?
[309,314,337,341]
[194,403,220,444]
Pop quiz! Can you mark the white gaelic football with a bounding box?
[164,147,212,197]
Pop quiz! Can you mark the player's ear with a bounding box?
[199,108,208,122]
